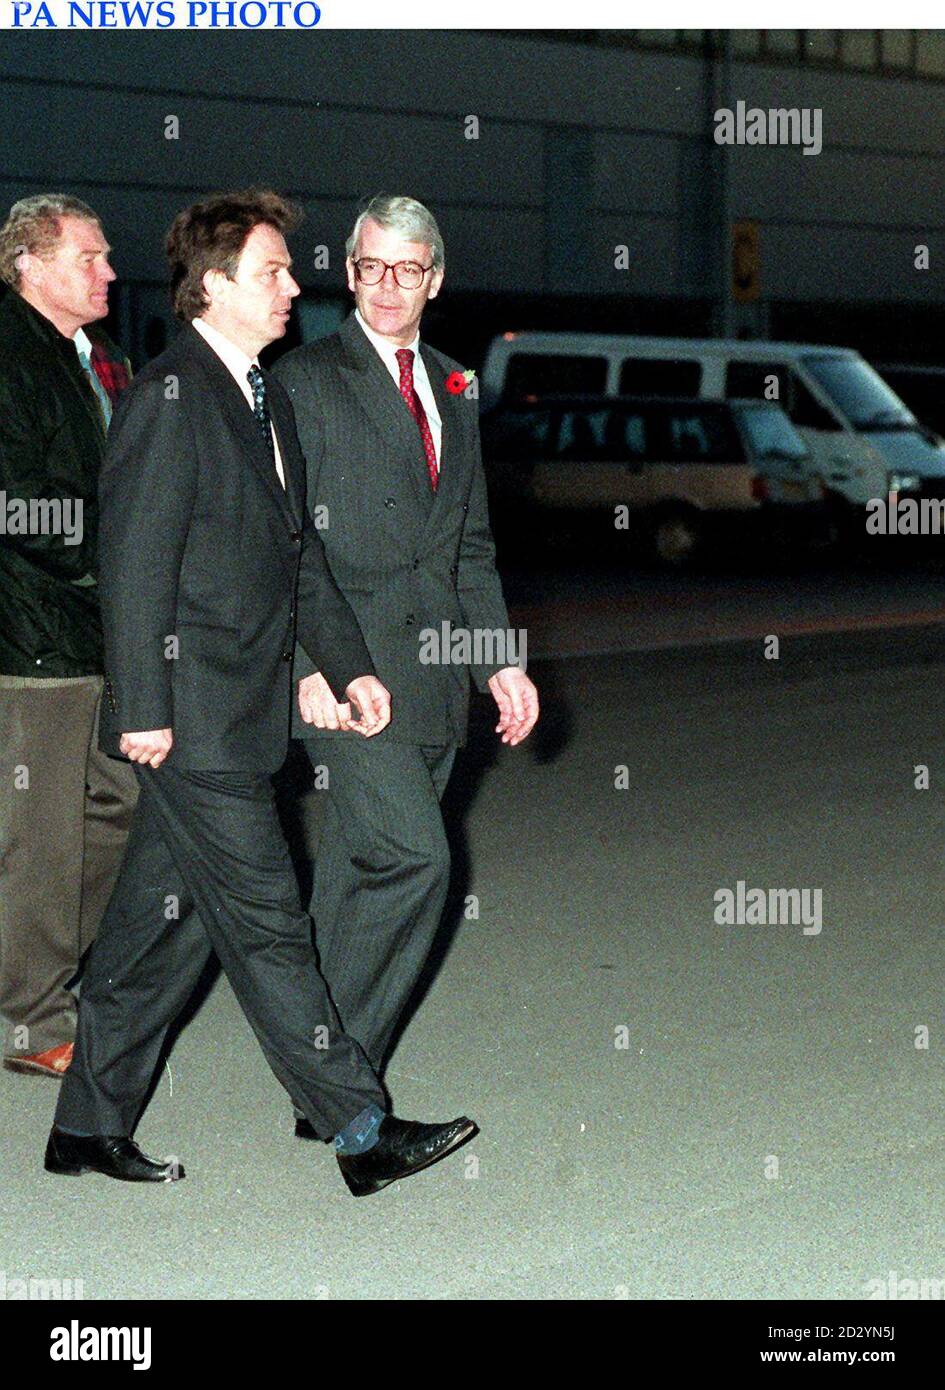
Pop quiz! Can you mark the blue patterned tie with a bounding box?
[247,365,274,461]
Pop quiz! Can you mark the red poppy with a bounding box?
[445,371,467,395]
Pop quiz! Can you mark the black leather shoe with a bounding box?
[337,1114,477,1197]
[44,1127,184,1183]
[295,1116,320,1141]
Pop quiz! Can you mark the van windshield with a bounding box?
[802,354,918,431]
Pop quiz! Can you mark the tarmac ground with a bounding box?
[4,581,945,1298]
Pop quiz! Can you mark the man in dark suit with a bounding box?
[45,190,475,1197]
[274,195,539,1116]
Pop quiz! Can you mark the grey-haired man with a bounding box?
[275,195,538,1126]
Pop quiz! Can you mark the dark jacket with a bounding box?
[98,324,374,774]
[273,314,511,746]
[0,288,130,677]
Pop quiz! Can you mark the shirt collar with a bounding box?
[73,326,92,359]
[192,316,259,386]
[355,308,421,368]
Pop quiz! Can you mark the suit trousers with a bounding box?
[55,761,386,1140]
[0,675,137,1058]
[303,737,456,1074]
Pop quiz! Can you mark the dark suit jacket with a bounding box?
[274,314,510,746]
[97,324,373,773]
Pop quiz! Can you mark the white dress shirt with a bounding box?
[193,316,286,489]
[355,308,441,470]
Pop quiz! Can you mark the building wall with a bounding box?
[2,31,944,361]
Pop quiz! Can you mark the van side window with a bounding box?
[725,361,790,404]
[504,353,607,400]
[619,359,702,396]
[789,376,841,431]
[557,409,609,459]
[661,408,745,463]
[482,407,553,461]
[725,361,839,432]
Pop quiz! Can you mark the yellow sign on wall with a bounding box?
[732,220,760,303]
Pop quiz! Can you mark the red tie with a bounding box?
[395,348,439,492]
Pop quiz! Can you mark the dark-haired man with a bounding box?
[46,190,475,1196]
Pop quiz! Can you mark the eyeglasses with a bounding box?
[352,257,435,289]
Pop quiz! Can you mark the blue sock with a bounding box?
[334,1103,385,1155]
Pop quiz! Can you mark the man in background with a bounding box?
[0,195,137,1079]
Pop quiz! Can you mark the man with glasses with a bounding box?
[274,195,538,1130]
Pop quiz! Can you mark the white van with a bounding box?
[481,333,945,508]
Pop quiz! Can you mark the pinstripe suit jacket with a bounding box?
[274,313,510,746]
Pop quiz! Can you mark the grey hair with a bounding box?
[0,193,101,289]
[345,194,444,270]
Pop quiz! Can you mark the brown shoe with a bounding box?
[3,1042,73,1078]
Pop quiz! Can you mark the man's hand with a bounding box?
[488,667,539,746]
[119,728,173,768]
[299,671,391,737]
[298,671,350,731]
[344,675,391,737]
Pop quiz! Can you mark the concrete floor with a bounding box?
[4,623,945,1298]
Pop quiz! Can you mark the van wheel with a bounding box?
[652,510,701,567]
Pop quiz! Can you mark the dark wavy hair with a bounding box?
[165,188,302,321]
